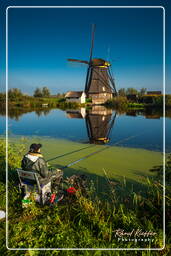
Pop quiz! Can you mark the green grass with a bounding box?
[127,102,144,108]
[0,95,82,110]
[0,138,170,254]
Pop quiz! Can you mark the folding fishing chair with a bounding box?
[17,168,52,205]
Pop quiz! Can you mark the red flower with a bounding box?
[50,193,56,203]
[66,187,77,194]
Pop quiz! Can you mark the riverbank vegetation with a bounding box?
[0,89,171,121]
[105,87,171,109]
[1,103,171,121]
[106,94,171,110]
[0,139,170,254]
[1,88,171,112]
[0,88,82,110]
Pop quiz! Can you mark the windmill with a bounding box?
[68,24,117,105]
[66,106,117,145]
[85,107,117,144]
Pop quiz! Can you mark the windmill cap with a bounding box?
[91,58,110,67]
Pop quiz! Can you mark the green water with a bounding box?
[10,136,163,196]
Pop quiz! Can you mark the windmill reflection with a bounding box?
[66,106,117,144]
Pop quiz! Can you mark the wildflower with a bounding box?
[66,187,77,194]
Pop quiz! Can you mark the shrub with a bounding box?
[153,95,163,107]
[166,95,171,107]
[8,88,23,100]
[86,98,92,103]
[105,96,128,108]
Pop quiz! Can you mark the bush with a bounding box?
[105,96,128,108]
[56,97,66,103]
[8,88,23,100]
[86,98,92,103]
[153,95,163,107]
[166,95,171,107]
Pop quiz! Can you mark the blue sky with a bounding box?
[0,0,170,94]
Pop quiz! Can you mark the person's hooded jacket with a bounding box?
[21,152,49,178]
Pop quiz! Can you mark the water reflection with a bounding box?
[86,107,116,144]
[125,108,161,119]
[67,106,117,144]
[0,106,170,151]
[0,107,54,121]
[1,106,170,121]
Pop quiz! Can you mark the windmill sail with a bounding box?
[85,24,95,92]
[89,24,95,63]
[67,24,117,105]
[67,59,89,64]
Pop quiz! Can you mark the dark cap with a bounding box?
[29,143,42,153]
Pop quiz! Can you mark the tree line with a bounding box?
[33,87,50,97]
[118,88,147,96]
[0,87,146,99]
[0,87,65,99]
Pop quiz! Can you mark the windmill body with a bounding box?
[85,106,116,144]
[85,58,116,104]
[67,25,117,105]
[66,106,117,144]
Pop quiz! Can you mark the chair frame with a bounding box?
[17,168,51,205]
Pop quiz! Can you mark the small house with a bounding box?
[147,91,162,95]
[65,91,86,104]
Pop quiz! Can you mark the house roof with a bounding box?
[65,91,83,98]
[147,91,162,95]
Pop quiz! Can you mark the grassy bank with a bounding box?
[1,93,171,111]
[0,90,85,110]
[5,96,82,110]
[105,95,171,110]
[0,138,170,254]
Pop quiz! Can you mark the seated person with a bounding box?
[21,143,62,184]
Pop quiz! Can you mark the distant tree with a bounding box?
[42,87,50,97]
[139,88,147,96]
[118,88,126,96]
[166,95,171,107]
[8,88,23,99]
[56,93,62,98]
[56,93,65,98]
[126,88,138,95]
[34,88,43,97]
[0,92,5,100]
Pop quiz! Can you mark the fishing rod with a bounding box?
[46,145,95,163]
[58,133,144,170]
